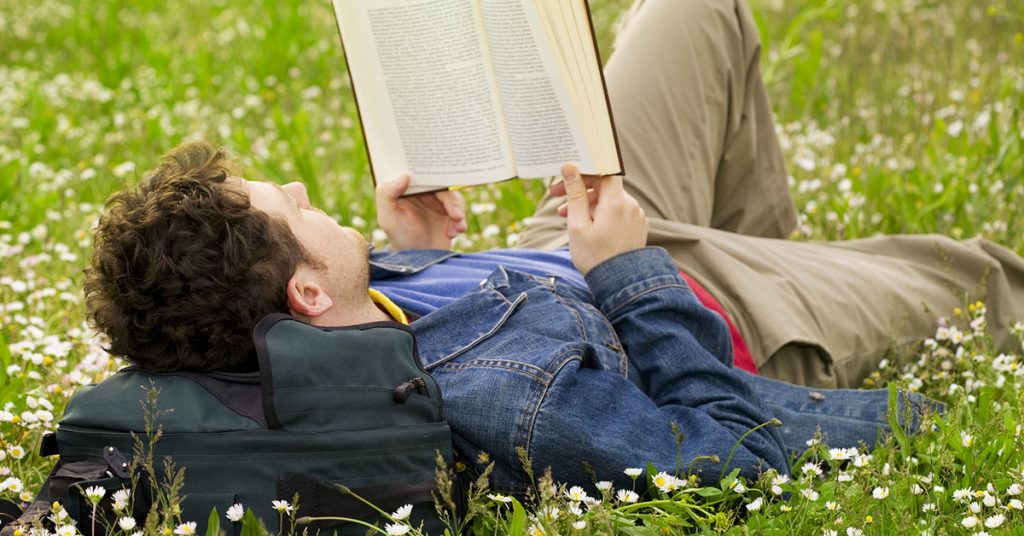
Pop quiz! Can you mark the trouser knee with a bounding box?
[611,0,758,62]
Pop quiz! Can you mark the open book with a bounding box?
[331,0,623,195]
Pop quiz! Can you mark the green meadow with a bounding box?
[1,0,1023,533]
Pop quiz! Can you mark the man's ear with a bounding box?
[285,265,334,318]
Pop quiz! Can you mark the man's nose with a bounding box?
[282,182,311,208]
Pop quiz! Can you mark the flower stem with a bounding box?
[334,485,394,520]
[295,516,388,534]
[721,418,783,480]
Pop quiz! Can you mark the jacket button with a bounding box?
[809,391,826,401]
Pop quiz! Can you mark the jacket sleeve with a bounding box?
[528,247,789,487]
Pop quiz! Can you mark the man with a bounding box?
[85,0,1021,491]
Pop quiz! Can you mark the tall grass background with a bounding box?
[1,0,1023,534]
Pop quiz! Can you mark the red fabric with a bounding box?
[678,271,759,375]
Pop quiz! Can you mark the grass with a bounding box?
[0,0,1023,534]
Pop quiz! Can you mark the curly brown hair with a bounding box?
[85,142,312,371]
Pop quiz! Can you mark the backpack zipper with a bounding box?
[393,377,428,403]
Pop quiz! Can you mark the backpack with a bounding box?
[2,313,457,535]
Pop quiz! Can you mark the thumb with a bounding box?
[561,163,591,231]
[377,174,411,202]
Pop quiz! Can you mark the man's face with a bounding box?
[243,178,370,301]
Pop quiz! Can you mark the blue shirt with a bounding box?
[371,248,586,317]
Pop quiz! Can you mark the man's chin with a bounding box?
[345,227,368,249]
[346,228,370,263]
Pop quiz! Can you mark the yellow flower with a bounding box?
[865,515,873,524]
[954,307,962,317]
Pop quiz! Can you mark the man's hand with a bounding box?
[552,164,648,275]
[376,175,467,251]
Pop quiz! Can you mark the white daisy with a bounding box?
[800,488,819,501]
[801,462,823,477]
[616,489,639,503]
[84,486,106,504]
[652,472,675,493]
[953,488,973,502]
[984,514,1005,529]
[390,504,413,521]
[226,503,244,522]
[118,517,136,531]
[112,489,130,512]
[565,486,588,502]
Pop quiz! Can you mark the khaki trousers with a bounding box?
[519,0,1024,389]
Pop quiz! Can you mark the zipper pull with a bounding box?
[393,377,428,403]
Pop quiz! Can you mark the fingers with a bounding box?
[556,188,599,217]
[553,166,625,218]
[549,174,603,197]
[436,190,467,232]
[377,175,411,202]
[561,164,592,233]
[603,174,625,194]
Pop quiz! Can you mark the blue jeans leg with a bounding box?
[739,371,939,460]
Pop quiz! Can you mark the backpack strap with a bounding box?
[0,445,145,536]
[0,463,60,536]
[0,499,23,529]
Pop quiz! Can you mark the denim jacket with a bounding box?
[370,247,928,492]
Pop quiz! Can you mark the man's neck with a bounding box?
[308,297,391,327]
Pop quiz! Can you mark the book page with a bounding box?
[535,0,622,174]
[479,0,595,178]
[333,0,516,192]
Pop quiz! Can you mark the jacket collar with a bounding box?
[368,246,460,280]
[410,267,526,369]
